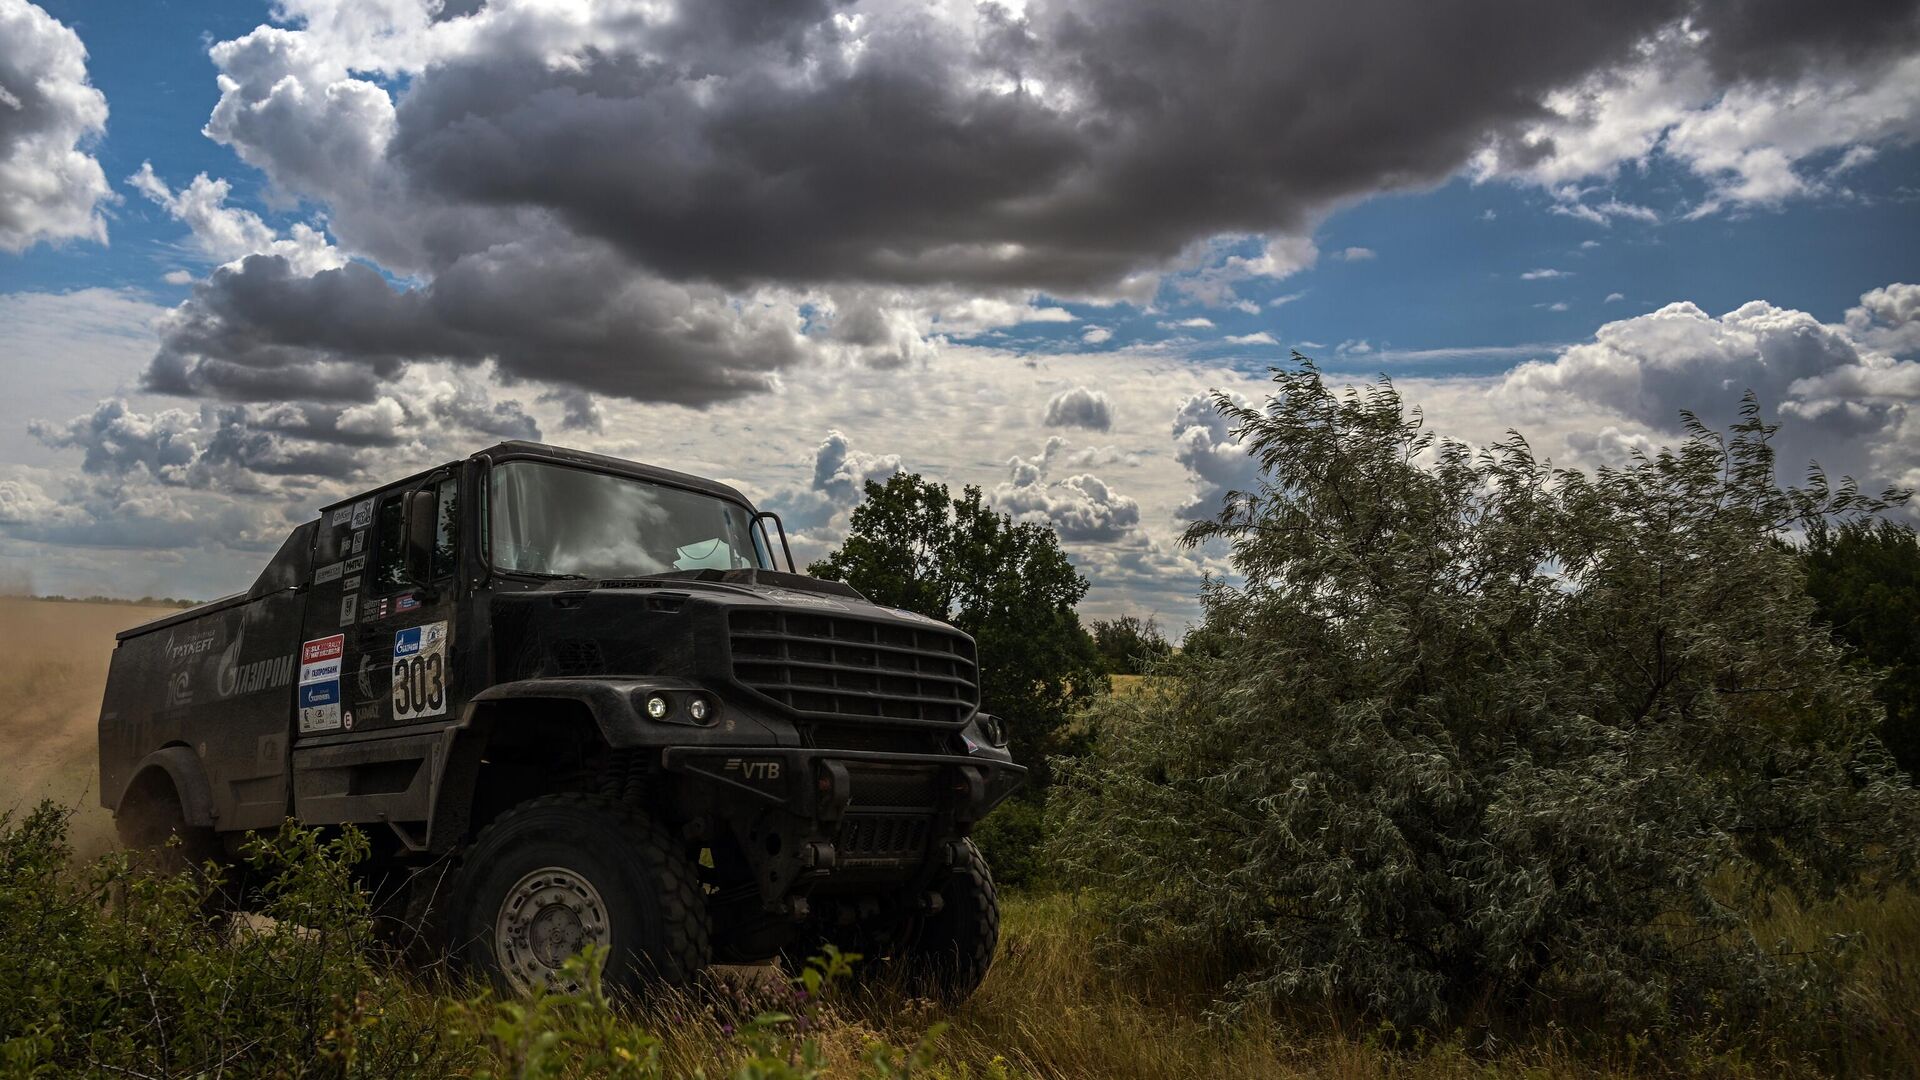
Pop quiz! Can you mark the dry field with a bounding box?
[0,596,181,858]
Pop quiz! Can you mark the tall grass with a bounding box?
[2,801,1916,1077]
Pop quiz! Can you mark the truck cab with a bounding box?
[100,441,1023,998]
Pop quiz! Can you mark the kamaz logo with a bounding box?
[724,758,782,781]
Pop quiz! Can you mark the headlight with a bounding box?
[687,697,712,723]
[644,694,670,720]
[979,713,1008,748]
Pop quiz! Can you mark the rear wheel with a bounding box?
[446,794,709,994]
[114,773,225,881]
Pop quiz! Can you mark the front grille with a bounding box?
[836,813,930,864]
[808,724,944,754]
[730,610,977,724]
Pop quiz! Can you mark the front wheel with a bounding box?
[787,839,1001,1004]
[898,839,1000,1003]
[446,794,709,994]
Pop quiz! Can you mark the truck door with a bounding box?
[290,471,463,834]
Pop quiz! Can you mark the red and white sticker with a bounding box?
[301,635,344,665]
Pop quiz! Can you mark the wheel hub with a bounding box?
[495,866,611,993]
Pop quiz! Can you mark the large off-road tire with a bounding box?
[445,794,709,994]
[114,776,226,883]
[898,839,1000,1003]
[786,839,1000,1005]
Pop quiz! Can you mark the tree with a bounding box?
[1803,518,1920,777]
[811,472,1104,786]
[1053,361,1920,1032]
[1090,614,1172,675]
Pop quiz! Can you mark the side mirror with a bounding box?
[402,488,437,584]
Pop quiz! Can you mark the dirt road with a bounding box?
[0,597,183,858]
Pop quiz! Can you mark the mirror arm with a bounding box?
[755,510,796,573]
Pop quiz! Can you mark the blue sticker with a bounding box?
[393,625,423,658]
[299,680,340,708]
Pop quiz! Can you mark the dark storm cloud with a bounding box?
[150,250,803,406]
[147,0,1920,409]
[394,0,1701,292]
[1694,0,1920,81]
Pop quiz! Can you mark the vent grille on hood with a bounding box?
[729,610,977,725]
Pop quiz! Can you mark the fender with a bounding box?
[115,745,217,828]
[423,677,797,852]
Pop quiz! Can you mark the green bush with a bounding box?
[0,804,463,1076]
[970,795,1050,890]
[1052,363,1920,1035]
[0,804,949,1078]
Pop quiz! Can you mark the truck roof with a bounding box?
[116,443,756,642]
[312,441,755,516]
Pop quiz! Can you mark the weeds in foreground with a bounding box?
[3,802,1915,1078]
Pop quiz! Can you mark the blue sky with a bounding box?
[2,0,1918,619]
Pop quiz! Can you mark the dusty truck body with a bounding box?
[99,441,1024,996]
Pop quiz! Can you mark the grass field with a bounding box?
[2,598,1914,1077]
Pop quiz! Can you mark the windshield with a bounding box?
[489,460,774,578]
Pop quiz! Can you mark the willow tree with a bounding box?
[1054,360,1920,1031]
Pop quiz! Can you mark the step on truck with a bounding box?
[99,441,1024,998]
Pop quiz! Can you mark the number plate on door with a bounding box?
[391,621,449,720]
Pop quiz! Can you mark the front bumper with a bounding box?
[661,745,1026,904]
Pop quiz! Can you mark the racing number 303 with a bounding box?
[392,650,444,719]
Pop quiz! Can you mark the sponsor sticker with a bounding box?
[391,621,449,721]
[351,529,366,554]
[331,506,353,526]
[298,634,346,733]
[339,594,358,627]
[343,554,367,574]
[396,594,421,613]
[350,498,374,530]
[343,575,361,593]
[314,561,344,585]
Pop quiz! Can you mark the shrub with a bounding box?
[1052,363,1920,1034]
[0,804,947,1078]
[0,804,464,1076]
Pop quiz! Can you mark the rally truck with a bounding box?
[99,441,1024,999]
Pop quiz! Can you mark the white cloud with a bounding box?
[129,163,345,275]
[1332,246,1376,261]
[1483,24,1920,217]
[0,0,111,252]
[1081,325,1113,345]
[162,269,194,286]
[1043,386,1115,431]
[1522,268,1572,280]
[1497,285,1920,498]
[1606,292,1626,303]
[994,438,1142,543]
[1226,331,1279,345]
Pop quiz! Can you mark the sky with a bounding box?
[1,0,1917,628]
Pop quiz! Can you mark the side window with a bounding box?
[372,494,408,593]
[372,477,461,593]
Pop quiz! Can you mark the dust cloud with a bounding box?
[0,597,182,859]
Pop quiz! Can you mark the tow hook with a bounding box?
[802,840,836,870]
[916,891,945,915]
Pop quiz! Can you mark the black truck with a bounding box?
[99,441,1024,999]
